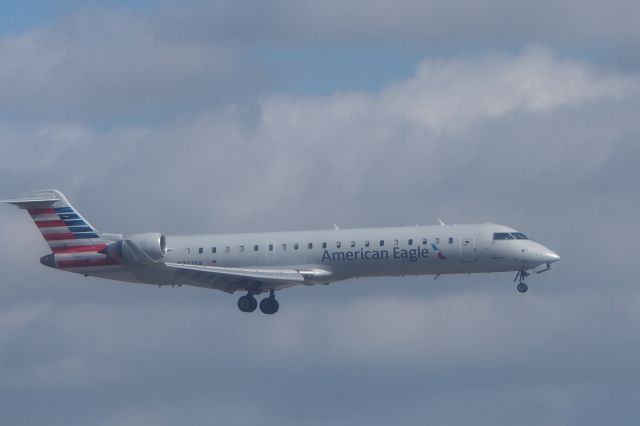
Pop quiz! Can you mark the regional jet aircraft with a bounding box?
[3,190,560,314]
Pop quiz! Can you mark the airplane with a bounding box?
[3,189,560,314]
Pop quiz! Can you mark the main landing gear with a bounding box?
[237,289,279,314]
[514,268,530,293]
[237,293,258,312]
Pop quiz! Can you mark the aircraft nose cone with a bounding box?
[544,250,560,263]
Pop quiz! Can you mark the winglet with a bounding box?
[437,219,445,226]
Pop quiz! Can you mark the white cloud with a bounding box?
[2,47,639,231]
[379,47,639,130]
[0,122,96,173]
[0,8,263,123]
[3,0,639,125]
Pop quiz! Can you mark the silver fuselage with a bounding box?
[90,223,559,289]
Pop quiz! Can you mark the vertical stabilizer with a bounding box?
[2,189,107,254]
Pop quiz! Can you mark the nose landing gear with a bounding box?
[514,268,530,293]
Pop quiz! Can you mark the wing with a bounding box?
[161,262,331,294]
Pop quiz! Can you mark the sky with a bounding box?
[1,1,639,425]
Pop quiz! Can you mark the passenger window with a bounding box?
[350,241,356,248]
[448,237,453,244]
[211,247,217,253]
[379,240,385,247]
[408,239,413,245]
[322,242,327,249]
[336,242,342,248]
[198,247,203,254]
[254,245,259,251]
[269,244,274,251]
[282,243,287,250]
[225,246,230,253]
[294,243,299,250]
[364,240,370,247]
[308,243,313,249]
[422,238,428,245]
[239,245,245,252]
[185,248,190,254]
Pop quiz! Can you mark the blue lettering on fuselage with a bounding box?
[322,247,429,263]
[392,247,430,262]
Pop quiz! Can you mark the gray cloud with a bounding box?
[160,0,640,50]
[1,291,640,426]
[0,8,265,124]
[4,0,639,125]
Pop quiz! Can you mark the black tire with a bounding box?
[517,283,529,293]
[259,297,279,315]
[238,295,257,312]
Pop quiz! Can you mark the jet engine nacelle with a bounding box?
[106,232,167,264]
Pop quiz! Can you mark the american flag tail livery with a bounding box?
[2,189,120,269]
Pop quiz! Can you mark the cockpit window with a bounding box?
[512,232,529,240]
[493,232,514,240]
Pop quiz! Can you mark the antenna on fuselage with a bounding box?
[437,219,445,226]
[332,223,340,230]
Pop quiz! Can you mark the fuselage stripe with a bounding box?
[72,232,100,239]
[35,220,66,228]
[63,219,87,227]
[39,227,69,234]
[54,207,74,213]
[52,244,107,254]
[44,232,76,241]
[29,214,60,221]
[68,226,93,233]
[28,208,55,215]
[58,213,79,220]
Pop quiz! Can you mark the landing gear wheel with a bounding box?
[238,295,257,312]
[517,282,529,293]
[259,297,279,315]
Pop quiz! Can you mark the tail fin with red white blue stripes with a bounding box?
[2,189,108,254]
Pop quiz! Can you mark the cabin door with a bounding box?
[460,236,475,261]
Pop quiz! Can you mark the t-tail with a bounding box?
[2,189,120,269]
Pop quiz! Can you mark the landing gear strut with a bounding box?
[513,268,531,293]
[259,289,279,315]
[514,268,530,293]
[237,293,257,312]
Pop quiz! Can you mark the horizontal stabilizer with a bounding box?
[2,196,60,208]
